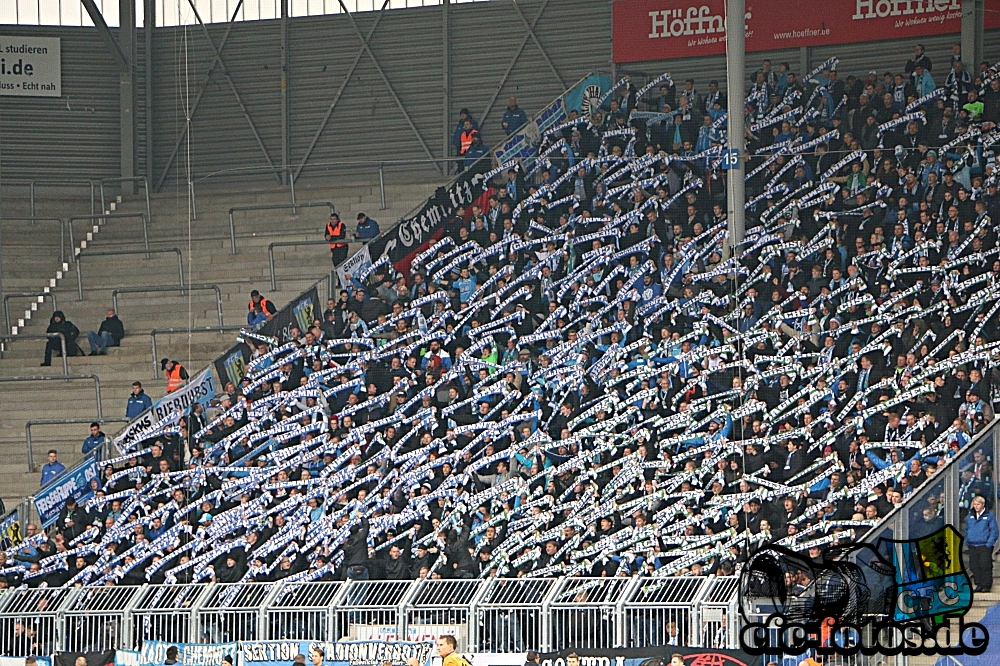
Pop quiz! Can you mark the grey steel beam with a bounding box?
[120,0,138,195]
[962,0,984,73]
[79,0,129,72]
[293,0,391,183]
[145,0,155,187]
[725,0,746,252]
[479,0,552,129]
[186,0,281,183]
[336,0,442,174]
[442,0,451,175]
[154,1,245,192]
[509,0,565,90]
[281,0,290,186]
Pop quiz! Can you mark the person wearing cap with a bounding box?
[354,213,379,241]
[325,212,348,265]
[920,149,944,186]
[452,108,478,156]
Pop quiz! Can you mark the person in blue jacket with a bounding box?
[502,96,528,135]
[966,495,998,592]
[82,422,105,455]
[40,449,66,486]
[126,381,153,418]
[354,213,380,241]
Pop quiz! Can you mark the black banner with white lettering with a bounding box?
[365,166,491,279]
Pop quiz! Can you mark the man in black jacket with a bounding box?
[343,515,371,580]
[86,309,125,355]
[41,311,80,366]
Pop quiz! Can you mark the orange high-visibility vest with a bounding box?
[166,364,185,393]
[326,220,347,249]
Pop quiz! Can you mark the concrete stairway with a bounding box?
[0,174,443,507]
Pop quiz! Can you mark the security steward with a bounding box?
[249,289,277,321]
[160,358,189,393]
[325,212,348,265]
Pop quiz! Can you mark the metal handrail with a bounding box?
[97,176,152,227]
[0,333,69,376]
[29,179,97,218]
[228,201,335,254]
[268,239,335,290]
[1,217,67,266]
[68,212,150,260]
[76,248,183,300]
[25,417,130,473]
[0,372,101,422]
[150,326,243,379]
[113,284,224,327]
[3,292,58,335]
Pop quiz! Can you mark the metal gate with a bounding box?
[335,580,412,642]
[266,581,345,641]
[130,583,213,646]
[474,577,556,652]
[404,579,481,650]
[195,583,274,643]
[623,576,708,648]
[62,585,140,652]
[548,577,636,651]
[0,586,74,656]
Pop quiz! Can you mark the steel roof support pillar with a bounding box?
[120,0,138,195]
[962,0,984,75]
[442,0,451,176]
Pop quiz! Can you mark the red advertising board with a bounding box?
[613,0,972,63]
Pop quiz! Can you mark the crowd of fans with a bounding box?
[5,42,1000,594]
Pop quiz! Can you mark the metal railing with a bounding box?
[98,176,153,227]
[268,239,336,290]
[0,576,737,655]
[150,326,243,378]
[25,417,131,473]
[3,291,58,336]
[29,179,97,218]
[76,248,184,300]
[1,217,67,266]
[228,201,335,254]
[113,284,224,327]
[0,333,69,376]
[0,373,102,420]
[68,212,150,259]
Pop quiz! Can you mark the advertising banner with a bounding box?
[139,641,237,666]
[564,75,614,116]
[114,368,217,449]
[239,640,434,666]
[34,454,99,528]
[0,36,60,96]
[539,646,759,666]
[260,286,320,344]
[0,508,22,550]
[366,169,492,280]
[612,0,970,63]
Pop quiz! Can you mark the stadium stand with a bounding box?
[2,15,1000,665]
[1,50,998,596]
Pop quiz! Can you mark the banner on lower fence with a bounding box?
[139,641,237,666]
[347,625,465,645]
[0,507,22,550]
[115,651,139,666]
[336,244,373,290]
[0,658,52,666]
[53,651,114,666]
[260,286,320,345]
[34,454,99,528]
[239,640,434,666]
[113,368,217,450]
[611,0,997,63]
[0,36,61,97]
[539,646,759,666]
